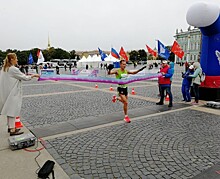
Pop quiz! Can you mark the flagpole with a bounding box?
[155,39,161,63]
[155,39,158,62]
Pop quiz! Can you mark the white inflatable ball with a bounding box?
[186,2,219,27]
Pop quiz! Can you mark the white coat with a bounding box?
[0,66,32,117]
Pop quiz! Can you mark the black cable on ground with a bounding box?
[22,137,47,174]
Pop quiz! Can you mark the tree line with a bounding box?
[0,47,79,65]
[0,46,174,65]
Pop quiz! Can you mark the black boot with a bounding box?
[168,103,173,107]
[156,102,164,105]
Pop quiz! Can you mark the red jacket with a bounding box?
[158,65,171,85]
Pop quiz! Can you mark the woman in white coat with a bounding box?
[0,53,40,136]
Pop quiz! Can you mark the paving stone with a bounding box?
[21,67,220,179]
[45,109,220,178]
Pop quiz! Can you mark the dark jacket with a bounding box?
[182,69,194,86]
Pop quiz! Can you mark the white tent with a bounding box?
[77,54,120,69]
[76,56,87,68]
[77,55,102,68]
[79,56,87,62]
[104,54,120,63]
[91,54,98,61]
[86,55,92,62]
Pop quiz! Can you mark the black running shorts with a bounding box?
[117,87,128,96]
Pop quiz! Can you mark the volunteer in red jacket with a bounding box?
[156,60,173,107]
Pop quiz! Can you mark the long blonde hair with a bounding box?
[3,53,17,72]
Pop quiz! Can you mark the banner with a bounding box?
[98,48,107,61]
[171,41,184,58]
[119,47,128,61]
[28,53,33,65]
[37,50,45,64]
[111,48,120,59]
[157,40,170,60]
[146,45,157,57]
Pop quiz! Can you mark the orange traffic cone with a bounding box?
[15,116,23,128]
[95,84,98,88]
[165,94,169,101]
[109,86,114,91]
[131,88,136,95]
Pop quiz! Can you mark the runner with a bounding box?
[107,60,146,123]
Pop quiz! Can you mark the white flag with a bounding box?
[37,50,45,64]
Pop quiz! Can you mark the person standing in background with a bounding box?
[69,64,72,73]
[188,62,202,104]
[56,65,60,75]
[156,60,173,107]
[165,61,175,98]
[181,65,194,102]
[0,53,40,136]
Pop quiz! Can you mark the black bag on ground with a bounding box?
[38,160,55,179]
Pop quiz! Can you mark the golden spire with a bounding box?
[47,33,51,50]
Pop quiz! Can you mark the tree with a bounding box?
[70,50,76,59]
[128,50,139,64]
[50,48,70,59]
[138,49,147,62]
[76,55,80,61]
[0,50,6,65]
[147,54,154,60]
[42,49,51,62]
[16,50,29,65]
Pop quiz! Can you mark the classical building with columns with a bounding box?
[174,27,201,64]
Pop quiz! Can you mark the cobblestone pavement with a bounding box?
[46,110,220,179]
[21,83,182,128]
[20,65,220,179]
[22,89,154,129]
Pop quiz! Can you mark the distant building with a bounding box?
[76,50,110,58]
[174,27,201,63]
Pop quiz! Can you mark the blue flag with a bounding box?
[157,40,170,60]
[98,48,107,61]
[28,53,33,65]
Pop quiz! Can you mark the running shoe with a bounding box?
[112,95,117,103]
[124,116,131,123]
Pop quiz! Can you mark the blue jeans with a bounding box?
[181,84,191,101]
[159,85,173,105]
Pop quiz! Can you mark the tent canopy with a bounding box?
[77,54,119,68]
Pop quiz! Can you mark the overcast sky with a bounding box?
[0,0,219,52]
